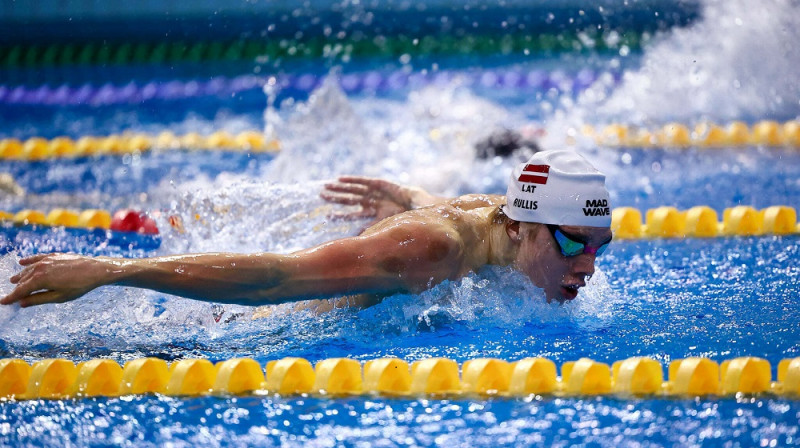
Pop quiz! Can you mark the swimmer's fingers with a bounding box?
[9,266,26,284]
[9,253,61,284]
[3,253,104,307]
[3,255,63,305]
[335,175,383,186]
[9,265,35,284]
[327,210,377,221]
[0,293,17,306]
[336,177,417,209]
[9,254,57,284]
[0,278,44,305]
[320,191,367,207]
[336,175,402,190]
[336,176,406,198]
[2,276,86,307]
[17,290,74,308]
[324,176,416,221]
[323,181,371,197]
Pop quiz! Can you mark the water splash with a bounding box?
[265,73,514,196]
[266,75,387,183]
[352,265,618,336]
[156,177,360,255]
[0,253,21,330]
[570,0,800,125]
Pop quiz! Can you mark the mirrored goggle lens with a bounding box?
[553,229,585,256]
[554,229,610,257]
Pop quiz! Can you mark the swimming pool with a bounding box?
[2,0,800,446]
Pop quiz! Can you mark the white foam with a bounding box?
[571,0,800,126]
[153,176,362,256]
[352,265,619,335]
[0,254,21,329]
[265,74,513,196]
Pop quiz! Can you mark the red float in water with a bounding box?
[139,216,159,234]
[110,209,159,234]
[111,209,141,232]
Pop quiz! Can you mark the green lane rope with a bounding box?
[0,31,646,68]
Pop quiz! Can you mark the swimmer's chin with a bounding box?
[545,285,581,304]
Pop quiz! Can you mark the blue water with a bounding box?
[1,149,799,447]
[2,0,800,446]
[1,225,798,366]
[3,396,798,447]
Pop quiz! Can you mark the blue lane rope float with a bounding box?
[0,68,610,106]
[1,356,798,400]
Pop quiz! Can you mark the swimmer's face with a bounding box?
[512,222,612,303]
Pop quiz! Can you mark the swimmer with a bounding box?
[1,150,612,310]
[473,127,542,159]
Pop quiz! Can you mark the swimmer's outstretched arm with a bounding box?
[0,222,465,308]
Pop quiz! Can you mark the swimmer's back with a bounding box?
[361,193,504,235]
[360,193,504,273]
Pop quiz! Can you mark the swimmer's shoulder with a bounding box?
[363,209,463,240]
[446,193,505,211]
[361,194,503,239]
[359,209,467,257]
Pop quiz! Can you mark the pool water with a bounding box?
[2,0,800,446]
[5,395,798,447]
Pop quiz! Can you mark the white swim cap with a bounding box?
[504,150,611,227]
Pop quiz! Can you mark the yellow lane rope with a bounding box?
[1,355,798,400]
[611,205,799,238]
[0,208,161,234]
[0,131,280,160]
[2,208,115,230]
[1,119,799,161]
[586,120,800,148]
[3,205,797,238]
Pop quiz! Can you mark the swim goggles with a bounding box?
[546,224,611,257]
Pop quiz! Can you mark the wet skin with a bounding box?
[1,193,611,309]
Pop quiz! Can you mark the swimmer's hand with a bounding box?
[321,176,444,225]
[1,253,111,307]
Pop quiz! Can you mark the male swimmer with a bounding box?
[1,150,612,310]
[473,127,541,159]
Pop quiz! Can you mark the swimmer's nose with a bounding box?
[570,252,596,279]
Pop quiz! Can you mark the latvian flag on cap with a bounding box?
[518,164,549,184]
